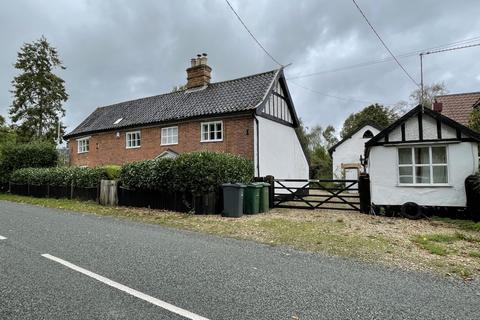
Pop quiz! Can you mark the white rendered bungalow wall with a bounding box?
[254,116,309,180]
[369,112,479,207]
[332,125,380,180]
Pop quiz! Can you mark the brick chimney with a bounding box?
[432,100,443,113]
[186,53,211,89]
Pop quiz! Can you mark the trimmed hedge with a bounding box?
[10,167,108,188]
[120,151,253,195]
[103,165,122,180]
[0,141,58,184]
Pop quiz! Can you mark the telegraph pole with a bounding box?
[419,42,480,111]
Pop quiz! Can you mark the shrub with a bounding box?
[173,151,253,195]
[120,151,253,194]
[103,165,122,180]
[10,166,108,188]
[0,141,58,184]
[120,158,175,191]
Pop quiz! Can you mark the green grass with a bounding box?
[469,251,480,258]
[432,216,480,232]
[1,193,479,279]
[413,236,449,256]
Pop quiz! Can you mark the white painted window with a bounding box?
[161,126,178,145]
[201,121,223,142]
[398,146,448,185]
[126,131,141,148]
[77,137,90,154]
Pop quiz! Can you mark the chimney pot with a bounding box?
[186,53,212,89]
[432,101,443,113]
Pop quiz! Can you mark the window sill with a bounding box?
[396,184,451,188]
[126,146,141,149]
[200,139,223,143]
[77,151,89,154]
[161,143,178,146]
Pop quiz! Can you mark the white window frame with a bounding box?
[161,126,178,146]
[77,137,90,154]
[200,121,223,142]
[126,131,141,149]
[397,145,449,186]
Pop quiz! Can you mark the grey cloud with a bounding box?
[0,0,479,135]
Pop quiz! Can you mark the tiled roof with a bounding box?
[436,92,480,126]
[65,69,280,138]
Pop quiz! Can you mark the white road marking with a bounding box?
[41,254,210,320]
[0,235,6,240]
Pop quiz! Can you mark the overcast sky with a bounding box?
[1,0,480,135]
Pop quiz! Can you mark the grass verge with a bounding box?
[1,193,479,279]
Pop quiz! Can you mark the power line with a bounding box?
[289,80,382,105]
[421,42,480,55]
[351,0,419,87]
[224,0,283,67]
[287,36,480,80]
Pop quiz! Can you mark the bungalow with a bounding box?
[365,105,480,215]
[329,121,382,180]
[63,54,308,179]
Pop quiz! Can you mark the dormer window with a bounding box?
[114,118,123,125]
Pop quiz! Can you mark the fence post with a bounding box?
[358,173,371,214]
[265,175,275,208]
[70,182,74,199]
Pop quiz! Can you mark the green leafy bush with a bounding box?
[0,141,58,184]
[120,158,175,191]
[103,165,122,180]
[120,151,253,194]
[10,166,108,188]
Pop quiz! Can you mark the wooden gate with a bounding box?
[273,178,361,211]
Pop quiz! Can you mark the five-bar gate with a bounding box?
[273,178,361,211]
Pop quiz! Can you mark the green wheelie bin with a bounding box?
[221,183,246,218]
[254,182,270,213]
[244,183,262,214]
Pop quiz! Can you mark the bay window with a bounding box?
[398,146,448,185]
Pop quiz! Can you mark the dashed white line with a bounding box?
[0,235,6,240]
[41,254,210,320]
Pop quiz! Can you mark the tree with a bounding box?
[0,115,17,146]
[171,84,187,92]
[10,36,68,143]
[295,119,312,162]
[395,82,448,112]
[340,103,397,138]
[468,107,480,133]
[296,120,339,179]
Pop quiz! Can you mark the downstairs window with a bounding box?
[398,146,448,185]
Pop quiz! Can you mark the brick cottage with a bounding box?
[64,54,308,179]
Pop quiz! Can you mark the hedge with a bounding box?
[10,167,108,188]
[120,151,253,195]
[0,141,58,184]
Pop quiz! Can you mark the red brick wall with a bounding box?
[68,116,254,167]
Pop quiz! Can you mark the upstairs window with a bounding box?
[398,146,448,185]
[77,137,90,154]
[161,126,178,145]
[201,121,223,142]
[362,130,374,139]
[126,131,141,149]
